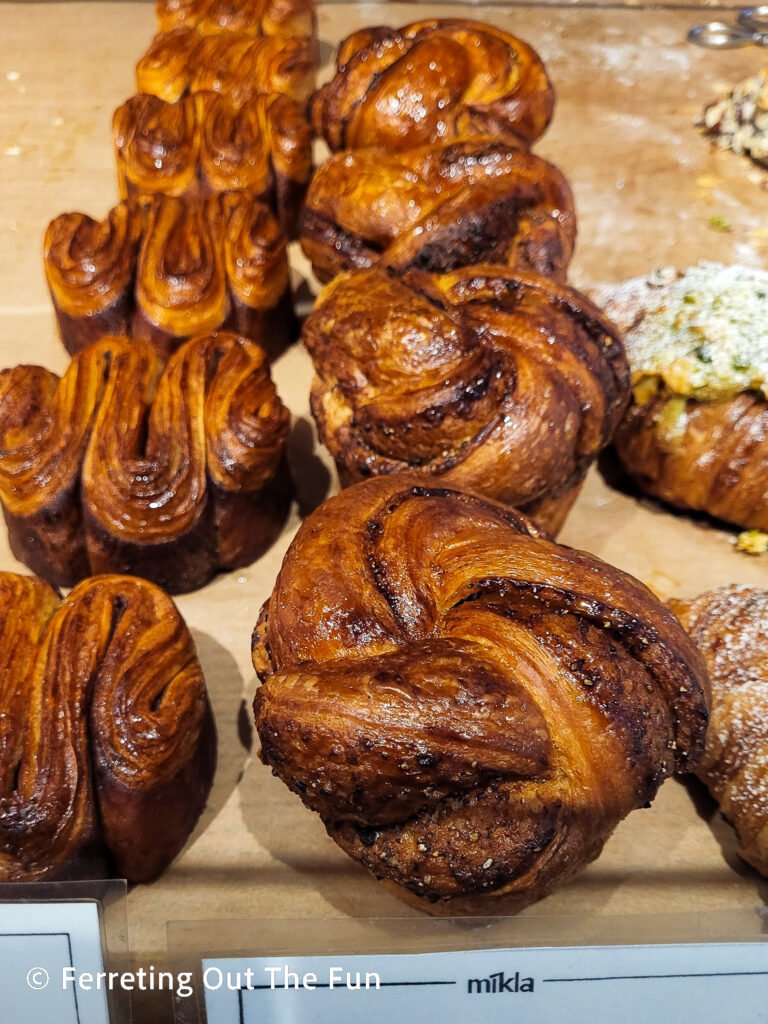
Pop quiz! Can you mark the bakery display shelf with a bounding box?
[1,2,767,1022]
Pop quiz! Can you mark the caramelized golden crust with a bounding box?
[670,586,768,876]
[114,92,310,234]
[303,265,629,534]
[0,572,214,882]
[0,334,291,593]
[253,477,710,904]
[614,390,768,531]
[156,0,315,40]
[312,19,553,153]
[45,195,295,360]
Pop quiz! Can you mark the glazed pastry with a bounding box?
[253,476,710,906]
[157,0,315,40]
[670,586,768,876]
[113,92,311,234]
[0,571,215,882]
[312,19,554,153]
[136,30,315,105]
[0,333,291,593]
[303,265,629,535]
[594,263,768,530]
[45,193,295,361]
[301,139,576,283]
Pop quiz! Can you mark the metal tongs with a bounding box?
[689,5,768,47]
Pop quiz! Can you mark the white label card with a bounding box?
[203,941,768,1024]
[0,901,110,1024]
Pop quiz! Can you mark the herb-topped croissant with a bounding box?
[253,477,710,907]
[0,572,214,882]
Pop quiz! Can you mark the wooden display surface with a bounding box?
[2,1,768,1020]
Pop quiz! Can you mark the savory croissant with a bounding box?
[0,571,215,882]
[113,92,311,235]
[303,265,629,535]
[595,263,768,531]
[670,586,768,877]
[300,139,576,283]
[157,0,315,40]
[312,19,554,153]
[45,193,295,360]
[0,332,291,593]
[136,29,315,105]
[253,476,710,906]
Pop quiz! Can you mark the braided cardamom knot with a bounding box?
[300,139,575,284]
[45,193,295,360]
[312,19,554,153]
[0,572,214,882]
[0,333,291,593]
[156,0,316,41]
[253,477,710,906]
[670,586,768,877]
[303,265,629,535]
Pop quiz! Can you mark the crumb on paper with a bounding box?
[708,214,731,233]
[3,145,21,157]
[5,71,20,82]
[736,529,768,555]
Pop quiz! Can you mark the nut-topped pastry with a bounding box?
[157,0,315,40]
[312,19,554,153]
[113,93,311,235]
[594,263,768,531]
[303,265,629,535]
[45,193,295,361]
[0,333,291,593]
[300,139,576,283]
[253,476,710,907]
[0,571,215,882]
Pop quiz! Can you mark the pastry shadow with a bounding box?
[286,415,334,516]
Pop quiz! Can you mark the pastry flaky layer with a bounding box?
[312,19,554,153]
[0,571,215,882]
[253,477,710,907]
[670,586,768,877]
[303,265,629,536]
[113,93,311,236]
[300,139,576,283]
[157,0,315,41]
[44,193,295,361]
[0,332,291,593]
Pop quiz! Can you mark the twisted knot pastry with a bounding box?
[157,0,315,40]
[312,19,554,153]
[113,93,311,235]
[136,29,315,105]
[0,332,291,593]
[45,193,294,360]
[300,139,575,283]
[670,586,768,877]
[0,572,214,882]
[303,265,629,535]
[253,477,710,905]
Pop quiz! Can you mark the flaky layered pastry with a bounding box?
[45,193,295,360]
[157,0,315,40]
[312,19,554,153]
[303,265,629,535]
[137,29,315,105]
[300,139,576,283]
[0,572,214,882]
[671,586,768,877]
[113,92,311,234]
[0,333,291,593]
[253,477,710,906]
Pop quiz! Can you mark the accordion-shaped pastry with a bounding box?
[595,264,768,531]
[0,333,291,593]
[671,586,768,877]
[253,477,710,906]
[137,29,315,105]
[113,93,311,235]
[157,0,315,40]
[45,193,295,360]
[301,139,576,283]
[303,265,629,535]
[312,19,554,153]
[0,571,215,882]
